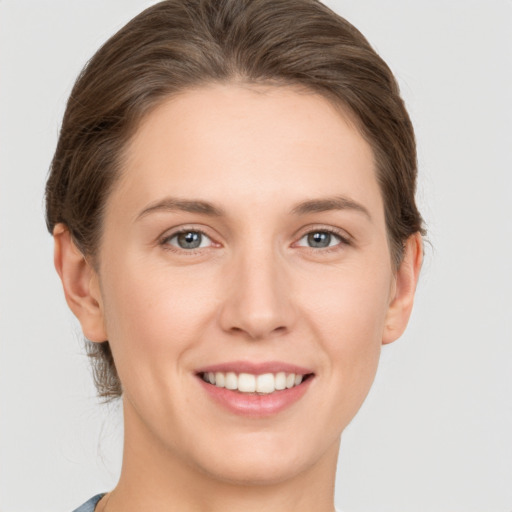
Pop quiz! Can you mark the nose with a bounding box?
[218,244,297,341]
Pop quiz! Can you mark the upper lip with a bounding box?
[195,360,314,376]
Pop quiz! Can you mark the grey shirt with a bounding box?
[73,494,105,512]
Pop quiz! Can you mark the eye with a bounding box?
[163,229,213,250]
[296,229,346,249]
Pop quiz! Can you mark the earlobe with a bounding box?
[382,232,423,345]
[53,223,107,343]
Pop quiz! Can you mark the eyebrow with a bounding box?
[137,198,226,220]
[290,196,371,220]
[136,195,371,221]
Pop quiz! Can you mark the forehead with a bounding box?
[113,83,383,221]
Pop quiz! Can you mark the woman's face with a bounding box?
[91,84,409,484]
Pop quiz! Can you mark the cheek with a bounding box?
[302,260,391,392]
[305,258,391,340]
[99,258,219,379]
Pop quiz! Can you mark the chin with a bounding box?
[188,430,333,487]
[199,456,309,487]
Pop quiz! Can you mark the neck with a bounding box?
[107,399,340,512]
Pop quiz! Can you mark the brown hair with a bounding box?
[46,0,425,400]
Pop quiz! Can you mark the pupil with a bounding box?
[178,232,201,249]
[308,232,330,248]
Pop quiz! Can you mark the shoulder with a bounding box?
[72,494,105,512]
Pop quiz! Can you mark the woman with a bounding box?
[46,0,424,510]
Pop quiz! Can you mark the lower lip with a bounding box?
[198,376,313,417]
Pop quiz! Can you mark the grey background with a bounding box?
[1,1,511,511]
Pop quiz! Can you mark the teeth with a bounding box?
[275,372,286,390]
[256,373,275,393]
[215,372,225,388]
[225,372,237,390]
[238,373,256,392]
[201,371,308,394]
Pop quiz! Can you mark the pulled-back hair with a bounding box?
[46,0,424,400]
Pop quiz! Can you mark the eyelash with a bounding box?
[159,226,351,255]
[295,227,351,253]
[160,228,214,255]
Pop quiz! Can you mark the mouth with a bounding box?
[195,363,315,417]
[198,371,314,395]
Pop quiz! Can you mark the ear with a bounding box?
[53,223,107,343]
[382,232,423,345]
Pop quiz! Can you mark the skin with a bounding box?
[54,84,422,512]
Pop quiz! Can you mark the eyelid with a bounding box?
[157,224,352,254]
[159,225,220,253]
[293,225,352,250]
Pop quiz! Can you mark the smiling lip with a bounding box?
[195,361,314,417]
[196,361,313,375]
